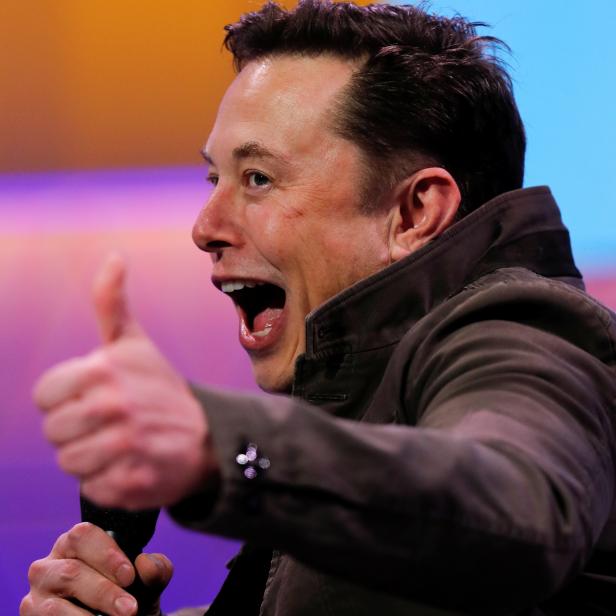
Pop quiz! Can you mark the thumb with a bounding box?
[134,553,174,616]
[93,253,140,344]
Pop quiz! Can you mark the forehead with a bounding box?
[206,55,358,157]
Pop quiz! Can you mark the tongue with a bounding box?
[253,307,283,333]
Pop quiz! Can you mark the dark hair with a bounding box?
[224,0,526,216]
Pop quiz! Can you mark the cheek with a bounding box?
[245,200,316,264]
[322,219,390,282]
[245,203,286,257]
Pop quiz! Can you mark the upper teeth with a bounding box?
[221,280,261,293]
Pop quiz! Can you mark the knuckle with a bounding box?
[27,558,48,586]
[58,558,80,584]
[73,520,95,535]
[52,531,69,555]
[66,522,95,549]
[39,598,60,616]
[19,594,34,616]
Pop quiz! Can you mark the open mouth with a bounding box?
[218,280,287,344]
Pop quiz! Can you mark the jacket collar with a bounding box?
[303,186,581,359]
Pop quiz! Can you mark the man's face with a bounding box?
[193,55,392,392]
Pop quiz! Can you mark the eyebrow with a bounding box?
[201,141,290,167]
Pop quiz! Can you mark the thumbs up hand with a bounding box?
[33,254,218,510]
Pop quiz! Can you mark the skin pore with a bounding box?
[193,54,460,393]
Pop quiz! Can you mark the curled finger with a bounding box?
[43,387,127,446]
[25,557,137,616]
[51,523,135,587]
[57,423,139,479]
[33,353,110,411]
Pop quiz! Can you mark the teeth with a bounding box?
[253,326,272,338]
[221,280,260,293]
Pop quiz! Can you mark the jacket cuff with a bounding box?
[167,386,284,540]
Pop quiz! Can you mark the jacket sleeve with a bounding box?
[168,285,616,613]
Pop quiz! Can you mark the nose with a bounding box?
[192,187,242,256]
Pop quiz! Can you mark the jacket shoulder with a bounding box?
[368,267,616,427]
[418,267,616,367]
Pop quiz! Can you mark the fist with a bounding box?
[33,254,218,509]
[20,522,173,616]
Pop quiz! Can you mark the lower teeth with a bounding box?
[253,326,272,338]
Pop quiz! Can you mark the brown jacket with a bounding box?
[170,187,616,615]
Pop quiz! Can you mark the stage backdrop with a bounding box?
[1,1,615,614]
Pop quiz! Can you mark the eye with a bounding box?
[246,171,271,190]
[206,174,219,187]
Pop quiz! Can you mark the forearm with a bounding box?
[169,386,613,612]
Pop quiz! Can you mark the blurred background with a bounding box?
[1,0,614,612]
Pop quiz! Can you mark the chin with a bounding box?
[252,361,294,394]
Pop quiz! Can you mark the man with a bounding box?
[21,1,616,615]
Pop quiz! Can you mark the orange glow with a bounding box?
[0,0,377,173]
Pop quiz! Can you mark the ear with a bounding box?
[388,167,461,263]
